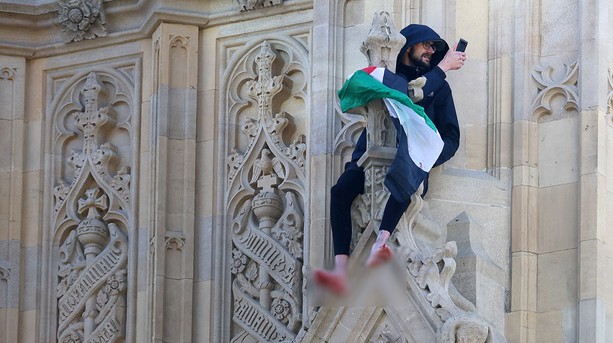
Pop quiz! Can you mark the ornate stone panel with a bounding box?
[531,60,579,119]
[57,0,107,43]
[47,61,139,342]
[224,39,308,342]
[333,99,365,157]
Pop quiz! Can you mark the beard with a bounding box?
[408,47,432,70]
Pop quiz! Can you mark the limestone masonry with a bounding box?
[0,1,611,342]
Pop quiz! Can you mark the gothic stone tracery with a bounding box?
[226,40,307,342]
[52,71,133,343]
[531,60,579,119]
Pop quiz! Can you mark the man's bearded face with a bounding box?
[407,45,433,70]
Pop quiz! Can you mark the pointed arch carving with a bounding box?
[222,38,308,342]
[0,67,16,80]
[170,35,190,48]
[333,100,366,156]
[47,66,138,343]
[165,237,186,251]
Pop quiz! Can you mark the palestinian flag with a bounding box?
[338,66,444,173]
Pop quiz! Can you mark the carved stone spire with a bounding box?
[360,11,406,72]
[351,12,404,227]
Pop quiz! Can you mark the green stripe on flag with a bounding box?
[338,70,437,132]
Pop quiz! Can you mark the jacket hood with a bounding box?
[395,24,449,74]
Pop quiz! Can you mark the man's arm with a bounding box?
[408,43,466,102]
[433,86,460,167]
[409,67,447,105]
[438,43,467,73]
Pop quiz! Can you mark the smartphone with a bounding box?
[456,38,468,52]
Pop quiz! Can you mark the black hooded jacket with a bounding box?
[348,24,460,202]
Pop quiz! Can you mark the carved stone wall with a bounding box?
[45,65,139,342]
[0,0,612,342]
[222,39,308,342]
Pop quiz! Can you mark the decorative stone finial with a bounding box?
[247,41,284,121]
[360,11,406,72]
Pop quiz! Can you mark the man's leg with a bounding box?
[366,195,411,267]
[330,167,364,256]
[313,167,364,294]
[313,255,349,295]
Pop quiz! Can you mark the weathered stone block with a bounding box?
[448,212,506,331]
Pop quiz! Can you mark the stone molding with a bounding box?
[147,23,199,343]
[0,57,25,343]
[0,1,313,57]
[531,60,579,119]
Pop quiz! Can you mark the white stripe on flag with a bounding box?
[369,67,385,83]
[383,98,444,172]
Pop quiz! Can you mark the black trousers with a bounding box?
[330,167,411,255]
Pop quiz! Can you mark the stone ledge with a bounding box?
[0,0,312,57]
